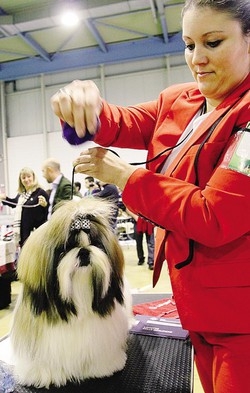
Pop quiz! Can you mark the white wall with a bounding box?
[1,55,193,197]
[6,134,148,196]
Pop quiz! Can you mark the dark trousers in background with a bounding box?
[134,229,154,266]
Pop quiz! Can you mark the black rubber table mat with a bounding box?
[12,333,193,393]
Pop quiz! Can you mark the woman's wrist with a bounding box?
[116,165,138,191]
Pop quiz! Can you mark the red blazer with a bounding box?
[95,75,250,333]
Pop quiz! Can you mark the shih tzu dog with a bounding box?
[10,197,133,388]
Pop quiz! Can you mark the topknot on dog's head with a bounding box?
[50,197,115,243]
[70,213,91,233]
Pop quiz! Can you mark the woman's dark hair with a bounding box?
[182,0,250,35]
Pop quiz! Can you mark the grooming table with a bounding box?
[0,294,193,393]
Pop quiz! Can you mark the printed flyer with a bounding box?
[130,315,189,340]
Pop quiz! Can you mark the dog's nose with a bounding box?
[77,248,90,267]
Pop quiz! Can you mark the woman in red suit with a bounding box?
[51,0,250,391]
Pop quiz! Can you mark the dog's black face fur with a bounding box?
[25,213,124,324]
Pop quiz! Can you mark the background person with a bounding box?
[83,176,100,196]
[41,158,72,219]
[0,167,49,309]
[0,167,49,248]
[127,210,155,270]
[74,181,83,198]
[51,1,250,391]
[94,180,120,231]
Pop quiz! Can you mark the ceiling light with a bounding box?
[60,10,79,26]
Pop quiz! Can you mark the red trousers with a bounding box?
[189,331,250,393]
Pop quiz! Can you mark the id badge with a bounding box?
[220,122,250,176]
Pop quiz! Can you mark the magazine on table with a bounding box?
[130,315,189,340]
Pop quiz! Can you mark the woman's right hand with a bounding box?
[38,196,47,208]
[50,80,103,139]
[0,193,6,200]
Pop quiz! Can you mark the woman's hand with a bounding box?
[50,80,103,138]
[0,193,6,200]
[38,196,47,208]
[73,147,137,191]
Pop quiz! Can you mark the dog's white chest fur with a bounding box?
[10,198,133,388]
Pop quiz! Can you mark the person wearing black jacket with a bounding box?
[95,181,119,230]
[0,167,49,247]
[0,167,49,309]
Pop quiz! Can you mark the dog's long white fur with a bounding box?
[10,198,134,388]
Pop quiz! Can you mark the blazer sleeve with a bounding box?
[2,195,19,208]
[54,177,72,206]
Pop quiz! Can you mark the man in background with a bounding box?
[42,158,72,219]
[84,176,100,196]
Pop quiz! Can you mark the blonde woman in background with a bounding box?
[0,167,49,247]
